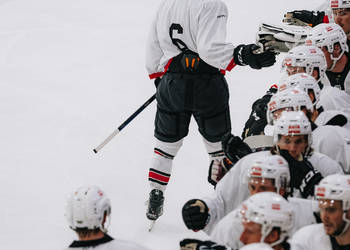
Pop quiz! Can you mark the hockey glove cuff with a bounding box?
[233,44,276,69]
[208,157,233,186]
[182,199,210,231]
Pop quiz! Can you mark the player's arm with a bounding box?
[196,0,275,71]
[145,11,165,79]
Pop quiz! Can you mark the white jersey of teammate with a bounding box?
[312,125,350,174]
[210,198,318,250]
[318,86,350,117]
[146,0,236,79]
[315,110,350,131]
[201,150,343,234]
[65,237,151,250]
[289,223,334,250]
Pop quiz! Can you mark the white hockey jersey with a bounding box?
[315,110,350,131]
[146,0,236,79]
[201,150,343,234]
[317,86,350,117]
[312,125,350,174]
[210,198,318,250]
[289,224,334,250]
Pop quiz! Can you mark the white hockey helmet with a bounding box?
[65,185,111,232]
[330,0,350,9]
[240,192,294,247]
[240,243,273,250]
[267,88,314,124]
[245,155,290,195]
[315,174,350,235]
[281,45,327,83]
[278,73,321,104]
[273,111,312,145]
[306,23,348,66]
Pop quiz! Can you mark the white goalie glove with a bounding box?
[257,22,312,53]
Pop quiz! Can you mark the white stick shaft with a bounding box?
[93,129,120,153]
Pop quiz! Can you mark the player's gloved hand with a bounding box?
[283,10,325,27]
[222,133,252,163]
[154,77,161,88]
[233,44,276,69]
[279,149,323,198]
[208,157,233,186]
[180,239,227,250]
[182,199,210,231]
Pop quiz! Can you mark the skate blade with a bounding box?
[148,220,156,232]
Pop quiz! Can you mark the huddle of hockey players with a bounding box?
[63,0,350,249]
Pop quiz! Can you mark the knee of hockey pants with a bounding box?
[149,138,183,191]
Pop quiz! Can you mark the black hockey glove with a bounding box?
[208,157,234,186]
[180,239,227,250]
[154,77,161,88]
[182,199,210,231]
[233,44,276,69]
[222,133,252,164]
[279,150,323,198]
[283,10,325,27]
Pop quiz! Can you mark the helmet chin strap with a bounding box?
[328,50,345,71]
[339,211,350,236]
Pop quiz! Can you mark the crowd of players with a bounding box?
[63,0,350,249]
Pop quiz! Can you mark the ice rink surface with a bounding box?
[0,0,322,249]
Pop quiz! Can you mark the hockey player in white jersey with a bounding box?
[273,76,350,173]
[306,23,350,95]
[65,185,150,250]
[281,45,330,88]
[181,192,294,250]
[241,45,328,139]
[210,155,318,250]
[182,111,342,234]
[290,174,350,250]
[145,0,276,224]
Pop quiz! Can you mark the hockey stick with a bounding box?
[93,93,156,153]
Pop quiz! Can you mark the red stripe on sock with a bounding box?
[149,171,170,183]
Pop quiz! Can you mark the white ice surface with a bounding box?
[0,0,322,249]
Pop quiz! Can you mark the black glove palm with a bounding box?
[182,199,209,231]
[233,44,276,69]
[222,134,252,163]
[279,150,323,198]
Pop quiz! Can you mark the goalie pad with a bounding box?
[257,22,312,53]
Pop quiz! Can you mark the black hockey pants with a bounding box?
[154,61,231,143]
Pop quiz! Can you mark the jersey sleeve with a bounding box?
[196,0,236,71]
[202,155,251,234]
[145,11,165,79]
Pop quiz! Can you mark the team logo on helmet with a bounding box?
[272,203,281,210]
[316,187,326,197]
[331,0,339,8]
[326,26,334,32]
[305,39,312,46]
[288,125,301,134]
[250,166,263,176]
